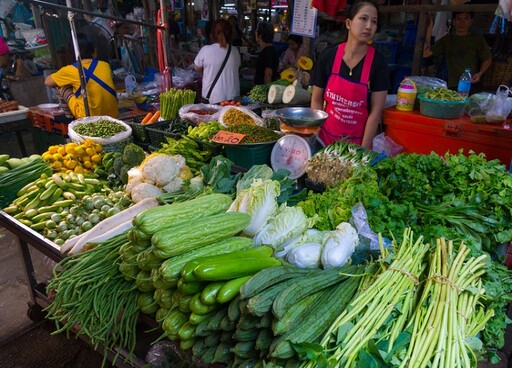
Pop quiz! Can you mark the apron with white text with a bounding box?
[318,43,374,146]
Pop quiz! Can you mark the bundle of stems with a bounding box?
[160,88,196,120]
[399,238,491,368]
[45,232,139,366]
[307,228,430,367]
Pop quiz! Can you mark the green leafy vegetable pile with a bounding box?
[297,150,512,359]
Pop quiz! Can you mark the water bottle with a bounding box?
[457,68,472,98]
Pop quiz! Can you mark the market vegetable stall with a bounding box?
[2,108,512,367]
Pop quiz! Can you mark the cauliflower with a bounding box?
[125,168,143,194]
[140,154,179,187]
[130,182,162,203]
[321,222,359,269]
[162,177,184,193]
[172,154,186,168]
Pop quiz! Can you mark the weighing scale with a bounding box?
[271,134,312,180]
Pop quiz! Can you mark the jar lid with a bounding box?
[400,78,416,89]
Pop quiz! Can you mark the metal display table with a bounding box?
[0,211,147,367]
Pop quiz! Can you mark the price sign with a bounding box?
[291,0,317,38]
[212,131,246,145]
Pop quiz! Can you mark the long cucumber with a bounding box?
[182,246,274,282]
[159,237,252,282]
[193,257,281,282]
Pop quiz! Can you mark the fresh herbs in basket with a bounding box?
[226,124,281,143]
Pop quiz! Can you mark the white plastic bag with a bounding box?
[178,103,222,124]
[68,116,132,151]
[372,133,403,157]
[217,105,264,127]
[485,85,512,123]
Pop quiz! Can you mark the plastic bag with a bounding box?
[217,105,264,127]
[349,203,391,264]
[68,116,133,152]
[172,67,197,89]
[485,85,512,123]
[372,132,403,157]
[407,76,447,95]
[465,92,496,117]
[178,103,222,124]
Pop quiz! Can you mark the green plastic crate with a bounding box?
[224,142,275,169]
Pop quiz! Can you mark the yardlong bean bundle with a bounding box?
[45,232,139,367]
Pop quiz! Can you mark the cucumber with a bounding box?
[217,275,252,304]
[201,281,225,305]
[193,256,281,282]
[160,237,252,282]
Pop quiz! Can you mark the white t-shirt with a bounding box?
[194,43,241,104]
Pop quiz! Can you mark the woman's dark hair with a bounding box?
[347,0,379,20]
[211,19,233,48]
[452,11,474,20]
[76,32,95,59]
[256,21,274,44]
[287,34,303,46]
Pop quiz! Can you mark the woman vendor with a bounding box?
[310,0,389,149]
[45,33,119,119]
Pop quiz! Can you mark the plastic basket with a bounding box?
[417,94,467,119]
[224,142,276,169]
[125,120,150,144]
[146,119,184,148]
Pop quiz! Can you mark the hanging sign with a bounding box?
[291,0,317,38]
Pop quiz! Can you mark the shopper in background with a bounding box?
[310,0,389,148]
[194,19,241,104]
[44,32,119,118]
[280,34,307,70]
[228,15,254,48]
[423,11,492,91]
[254,21,279,85]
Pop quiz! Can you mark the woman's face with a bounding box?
[346,4,378,43]
[288,40,299,51]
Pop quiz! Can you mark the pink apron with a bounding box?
[318,43,375,146]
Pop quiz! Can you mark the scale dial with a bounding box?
[271,134,312,179]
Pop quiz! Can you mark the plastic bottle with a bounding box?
[457,68,472,98]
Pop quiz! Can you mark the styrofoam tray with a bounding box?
[0,106,30,124]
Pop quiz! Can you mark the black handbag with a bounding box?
[202,44,232,103]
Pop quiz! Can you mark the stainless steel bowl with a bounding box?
[275,107,329,127]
